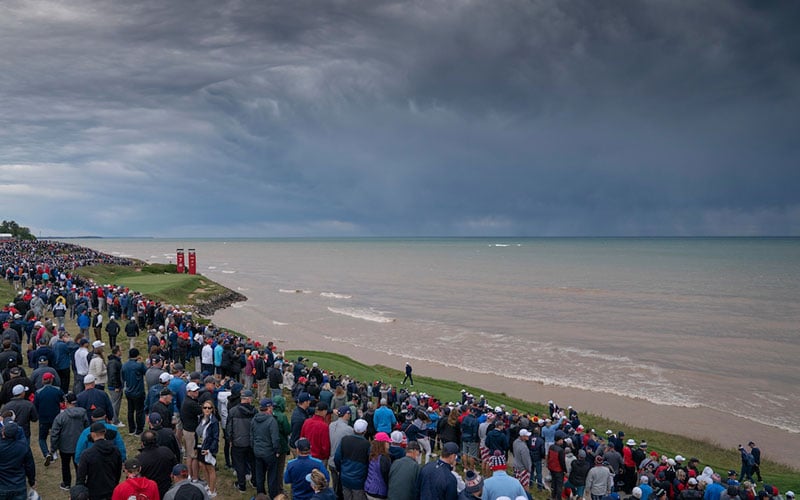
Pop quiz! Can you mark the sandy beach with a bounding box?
[214,307,799,470]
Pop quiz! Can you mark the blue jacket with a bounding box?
[121,359,147,397]
[77,313,91,329]
[417,459,457,500]
[33,384,64,424]
[74,422,127,464]
[54,339,77,371]
[373,406,396,434]
[285,455,327,500]
[198,415,220,455]
[76,387,114,421]
[334,434,370,489]
[0,425,35,490]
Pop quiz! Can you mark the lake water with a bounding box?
[67,237,800,434]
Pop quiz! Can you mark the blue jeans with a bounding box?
[38,421,52,457]
[532,460,544,489]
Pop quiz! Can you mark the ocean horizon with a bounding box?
[64,236,800,434]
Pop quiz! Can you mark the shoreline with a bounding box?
[213,306,800,470]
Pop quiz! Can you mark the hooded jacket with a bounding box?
[251,410,280,457]
[227,401,256,448]
[112,476,160,500]
[273,395,292,454]
[0,424,35,491]
[137,442,179,498]
[76,438,122,499]
[50,405,90,454]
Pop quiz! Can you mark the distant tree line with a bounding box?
[0,220,36,240]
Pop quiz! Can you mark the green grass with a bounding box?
[286,350,800,494]
[66,264,232,305]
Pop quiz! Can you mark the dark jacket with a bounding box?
[530,435,546,462]
[0,424,35,491]
[569,457,592,486]
[104,319,120,338]
[460,413,479,443]
[51,405,90,454]
[33,384,63,424]
[291,405,309,448]
[485,427,509,454]
[251,411,280,457]
[76,438,122,499]
[76,387,113,421]
[227,402,256,448]
[180,394,202,433]
[124,319,139,338]
[121,359,146,397]
[1,397,38,437]
[334,434,370,489]
[417,459,458,500]
[153,424,181,462]
[137,443,178,498]
[198,415,220,455]
[268,365,283,389]
[106,354,122,390]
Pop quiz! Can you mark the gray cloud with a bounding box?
[1,0,798,236]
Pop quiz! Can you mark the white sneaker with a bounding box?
[52,452,59,461]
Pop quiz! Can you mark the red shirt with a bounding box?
[300,414,331,461]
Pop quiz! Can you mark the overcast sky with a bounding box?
[1,1,798,237]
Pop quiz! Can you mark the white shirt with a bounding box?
[201,344,214,364]
[74,347,89,376]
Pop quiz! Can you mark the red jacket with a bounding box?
[301,414,331,461]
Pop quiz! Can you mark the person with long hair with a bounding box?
[364,432,392,500]
[197,401,220,497]
[308,468,336,500]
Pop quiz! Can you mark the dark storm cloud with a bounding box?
[1,0,798,236]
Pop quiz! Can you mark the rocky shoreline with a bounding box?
[192,289,248,317]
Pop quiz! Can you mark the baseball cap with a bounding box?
[90,421,106,433]
[520,429,532,437]
[336,406,351,417]
[42,372,54,381]
[149,413,163,424]
[83,374,96,384]
[295,438,311,452]
[172,463,189,476]
[374,432,391,443]
[65,392,78,403]
[297,392,311,403]
[441,441,460,457]
[124,458,141,471]
[241,389,254,398]
[186,382,200,392]
[11,384,27,396]
[259,398,273,410]
[354,419,368,433]
[159,372,171,383]
[92,340,105,349]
